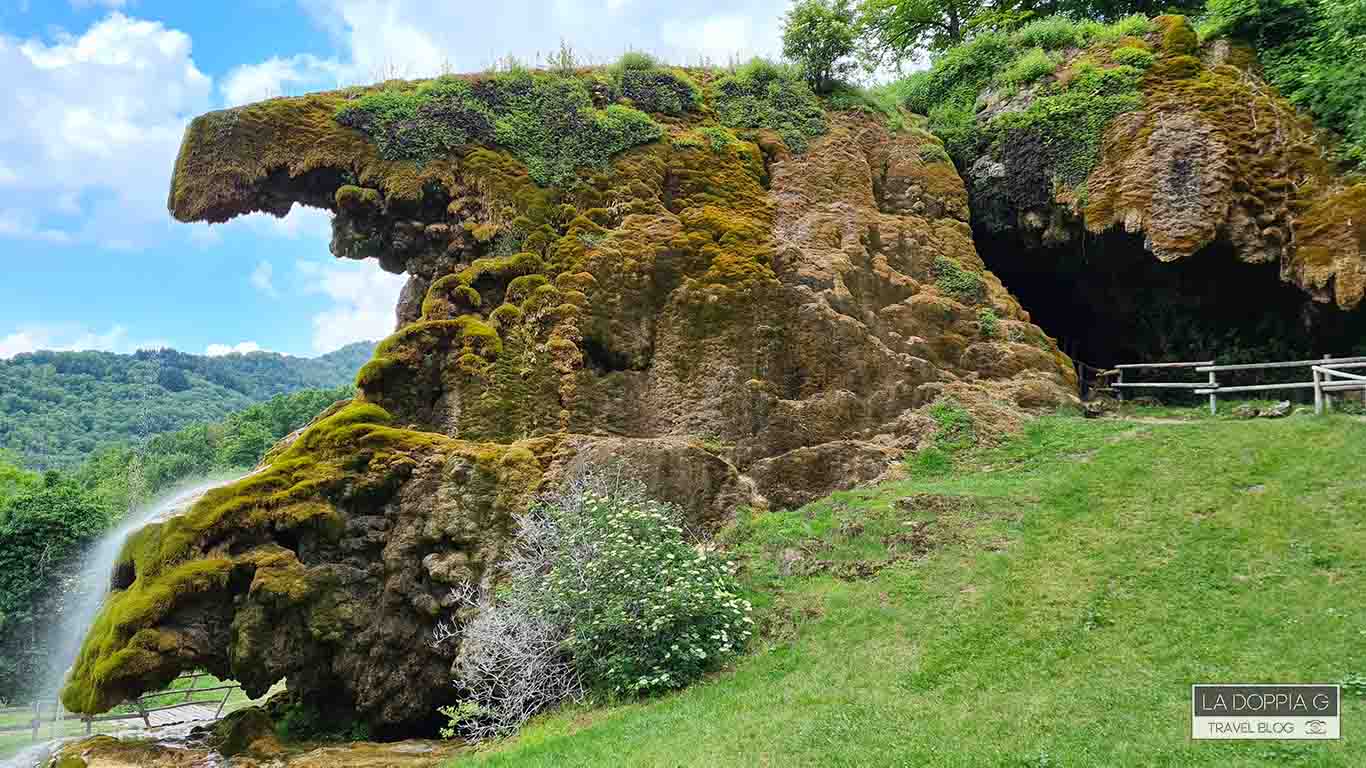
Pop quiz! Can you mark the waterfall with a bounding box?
[0,476,242,768]
[40,476,239,698]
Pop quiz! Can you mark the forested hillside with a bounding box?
[0,342,373,469]
[0,385,353,703]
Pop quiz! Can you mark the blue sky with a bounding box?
[0,0,788,359]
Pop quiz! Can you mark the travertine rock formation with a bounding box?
[63,63,1078,731]
[967,15,1366,310]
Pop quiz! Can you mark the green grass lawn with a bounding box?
[450,413,1366,767]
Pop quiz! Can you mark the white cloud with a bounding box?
[205,341,264,357]
[221,54,348,107]
[661,13,778,63]
[296,0,786,79]
[251,261,279,298]
[0,324,133,359]
[0,13,211,248]
[298,259,406,354]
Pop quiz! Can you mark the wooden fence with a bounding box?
[0,672,237,745]
[1108,354,1366,415]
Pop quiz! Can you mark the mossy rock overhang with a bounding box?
[953,14,1366,312]
[166,64,704,228]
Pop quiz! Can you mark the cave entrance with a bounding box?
[974,228,1366,382]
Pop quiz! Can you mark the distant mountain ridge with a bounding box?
[0,341,375,469]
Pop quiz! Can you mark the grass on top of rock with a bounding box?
[893,13,1156,182]
[336,71,662,186]
[447,413,1366,766]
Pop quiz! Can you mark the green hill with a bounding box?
[0,342,373,469]
[454,414,1366,767]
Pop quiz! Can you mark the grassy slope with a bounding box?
[452,415,1366,767]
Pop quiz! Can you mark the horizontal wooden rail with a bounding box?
[1196,355,1366,373]
[1114,382,1209,389]
[1322,381,1366,391]
[1317,365,1366,381]
[1195,382,1316,395]
[1115,360,1214,369]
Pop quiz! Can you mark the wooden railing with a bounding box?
[1107,355,1366,415]
[0,672,238,745]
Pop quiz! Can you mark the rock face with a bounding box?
[967,15,1366,311]
[66,64,1075,732]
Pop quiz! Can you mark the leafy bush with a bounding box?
[607,51,701,116]
[546,479,750,696]
[933,256,986,304]
[493,75,661,185]
[893,13,1157,174]
[1084,13,1153,43]
[700,126,737,152]
[1012,16,1087,50]
[997,47,1058,87]
[713,58,828,152]
[1111,45,1155,69]
[902,32,1016,117]
[436,470,751,739]
[615,51,660,72]
[977,307,1001,339]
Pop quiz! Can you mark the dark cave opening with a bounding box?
[974,228,1366,378]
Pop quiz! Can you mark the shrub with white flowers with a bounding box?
[434,468,752,738]
[538,472,752,696]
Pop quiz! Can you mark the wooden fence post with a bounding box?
[1116,369,1124,401]
[1208,370,1218,415]
[1314,365,1324,415]
[1324,354,1334,413]
[31,700,40,742]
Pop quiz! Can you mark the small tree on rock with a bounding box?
[782,0,861,93]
